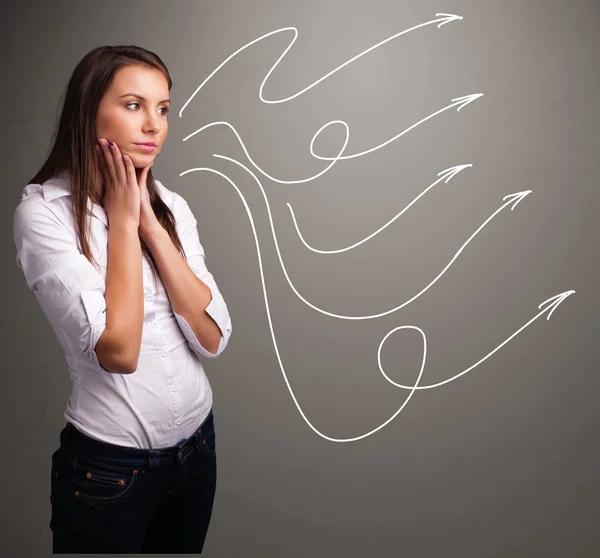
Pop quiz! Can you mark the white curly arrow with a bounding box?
[181,92,483,185]
[379,290,576,392]
[179,13,464,115]
[288,164,473,254]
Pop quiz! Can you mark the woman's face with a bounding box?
[95,64,169,170]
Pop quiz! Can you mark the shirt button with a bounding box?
[175,418,182,425]
[151,321,157,327]
[160,350,168,357]
[172,386,178,392]
[145,294,153,301]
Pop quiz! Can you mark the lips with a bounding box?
[135,143,157,152]
[135,142,156,147]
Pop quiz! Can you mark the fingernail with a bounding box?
[109,141,114,147]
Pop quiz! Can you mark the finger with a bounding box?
[100,139,118,186]
[139,163,153,187]
[95,151,110,201]
[95,145,109,184]
[108,142,128,187]
[123,154,138,190]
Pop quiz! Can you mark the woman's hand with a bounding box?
[95,139,162,239]
[95,139,140,229]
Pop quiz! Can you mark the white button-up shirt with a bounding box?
[13,170,232,449]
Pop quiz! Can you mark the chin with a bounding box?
[131,154,155,168]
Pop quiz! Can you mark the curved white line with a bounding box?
[288,164,473,254]
[179,13,463,116]
[184,120,350,185]
[379,291,575,390]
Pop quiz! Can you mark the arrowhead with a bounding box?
[437,164,473,183]
[451,93,484,111]
[502,190,532,210]
[436,13,463,28]
[538,290,576,320]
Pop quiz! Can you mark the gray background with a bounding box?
[2,0,599,556]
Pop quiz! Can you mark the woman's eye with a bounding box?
[125,102,169,115]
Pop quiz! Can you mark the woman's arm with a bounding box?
[96,222,144,373]
[143,226,222,355]
[13,197,142,374]
[146,185,232,359]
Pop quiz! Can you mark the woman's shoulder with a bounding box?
[17,169,70,206]
[14,171,71,228]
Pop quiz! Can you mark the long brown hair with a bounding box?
[29,45,185,291]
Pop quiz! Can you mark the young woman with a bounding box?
[12,45,232,553]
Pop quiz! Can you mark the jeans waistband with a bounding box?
[61,409,214,468]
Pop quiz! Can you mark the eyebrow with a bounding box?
[118,93,171,104]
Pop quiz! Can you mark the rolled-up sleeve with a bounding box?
[171,190,232,359]
[13,200,108,370]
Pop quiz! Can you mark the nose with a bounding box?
[143,112,162,135]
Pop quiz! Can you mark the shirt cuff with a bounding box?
[204,290,231,342]
[80,290,109,371]
[173,309,230,359]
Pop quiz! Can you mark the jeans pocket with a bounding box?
[74,458,139,504]
[201,425,216,457]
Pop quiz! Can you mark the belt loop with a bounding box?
[175,438,187,464]
[147,449,158,468]
[194,418,208,451]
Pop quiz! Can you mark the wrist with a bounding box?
[140,225,167,246]
[110,222,140,236]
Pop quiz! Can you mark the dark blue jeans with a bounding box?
[50,409,217,553]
